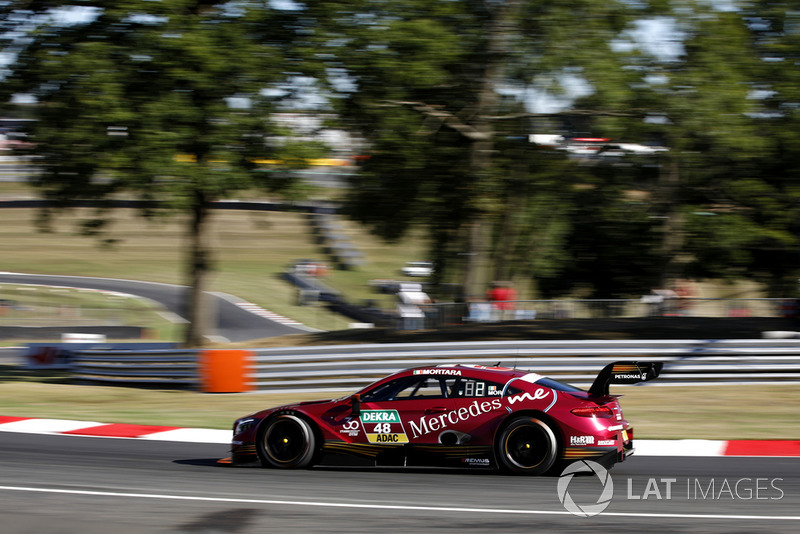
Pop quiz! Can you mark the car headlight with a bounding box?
[234,418,257,435]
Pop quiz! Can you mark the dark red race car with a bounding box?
[222,361,662,475]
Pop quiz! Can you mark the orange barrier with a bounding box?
[198,349,254,393]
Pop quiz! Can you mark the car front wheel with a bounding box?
[496,416,558,475]
[257,414,317,469]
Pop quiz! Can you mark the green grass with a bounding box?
[0,191,429,334]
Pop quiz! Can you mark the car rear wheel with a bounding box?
[496,416,558,475]
[257,414,317,469]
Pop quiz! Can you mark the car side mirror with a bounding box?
[350,394,361,416]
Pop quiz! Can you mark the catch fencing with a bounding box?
[68,338,800,393]
[427,298,795,328]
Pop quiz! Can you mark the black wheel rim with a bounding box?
[505,425,548,469]
[265,419,307,463]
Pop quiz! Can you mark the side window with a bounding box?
[394,377,447,399]
[361,376,451,401]
[360,378,408,402]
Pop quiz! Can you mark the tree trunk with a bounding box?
[659,156,685,288]
[183,189,213,347]
[461,0,522,298]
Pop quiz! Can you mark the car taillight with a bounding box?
[571,405,614,418]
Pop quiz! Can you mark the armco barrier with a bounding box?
[248,339,800,392]
[72,349,199,387]
[71,339,800,393]
[73,348,254,392]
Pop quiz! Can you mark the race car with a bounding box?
[222,361,662,475]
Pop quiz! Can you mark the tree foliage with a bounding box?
[310,0,642,298]
[318,0,800,299]
[1,1,320,344]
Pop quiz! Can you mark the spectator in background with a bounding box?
[396,283,431,330]
[487,281,517,320]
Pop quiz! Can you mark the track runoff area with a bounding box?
[1,416,799,527]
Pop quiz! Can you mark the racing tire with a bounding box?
[495,416,558,475]
[257,414,317,469]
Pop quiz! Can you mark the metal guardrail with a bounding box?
[68,339,800,391]
[248,339,800,392]
[72,349,197,386]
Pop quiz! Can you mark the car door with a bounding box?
[358,374,456,446]
[442,375,508,445]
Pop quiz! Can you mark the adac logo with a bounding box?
[557,460,614,517]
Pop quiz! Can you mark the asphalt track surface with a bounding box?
[0,272,310,342]
[0,432,797,533]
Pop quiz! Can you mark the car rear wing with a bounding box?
[588,361,663,396]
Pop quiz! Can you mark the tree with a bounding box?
[311,0,634,299]
[581,1,800,296]
[1,1,319,345]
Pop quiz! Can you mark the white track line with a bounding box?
[0,486,797,521]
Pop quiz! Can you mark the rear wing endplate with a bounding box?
[588,361,663,397]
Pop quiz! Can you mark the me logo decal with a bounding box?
[557,460,614,517]
[506,388,549,405]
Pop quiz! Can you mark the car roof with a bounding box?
[406,364,531,379]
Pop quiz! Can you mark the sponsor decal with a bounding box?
[360,410,408,444]
[570,435,595,446]
[367,433,409,443]
[409,399,502,439]
[505,388,550,405]
[597,439,616,446]
[339,418,361,437]
[413,368,462,376]
[614,373,644,380]
[462,458,490,465]
[361,410,401,424]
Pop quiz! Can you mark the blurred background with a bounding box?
[2,1,800,344]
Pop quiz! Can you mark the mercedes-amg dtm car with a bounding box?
[221,361,662,475]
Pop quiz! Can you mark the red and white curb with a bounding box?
[1,416,799,456]
[0,416,229,444]
[636,439,800,457]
